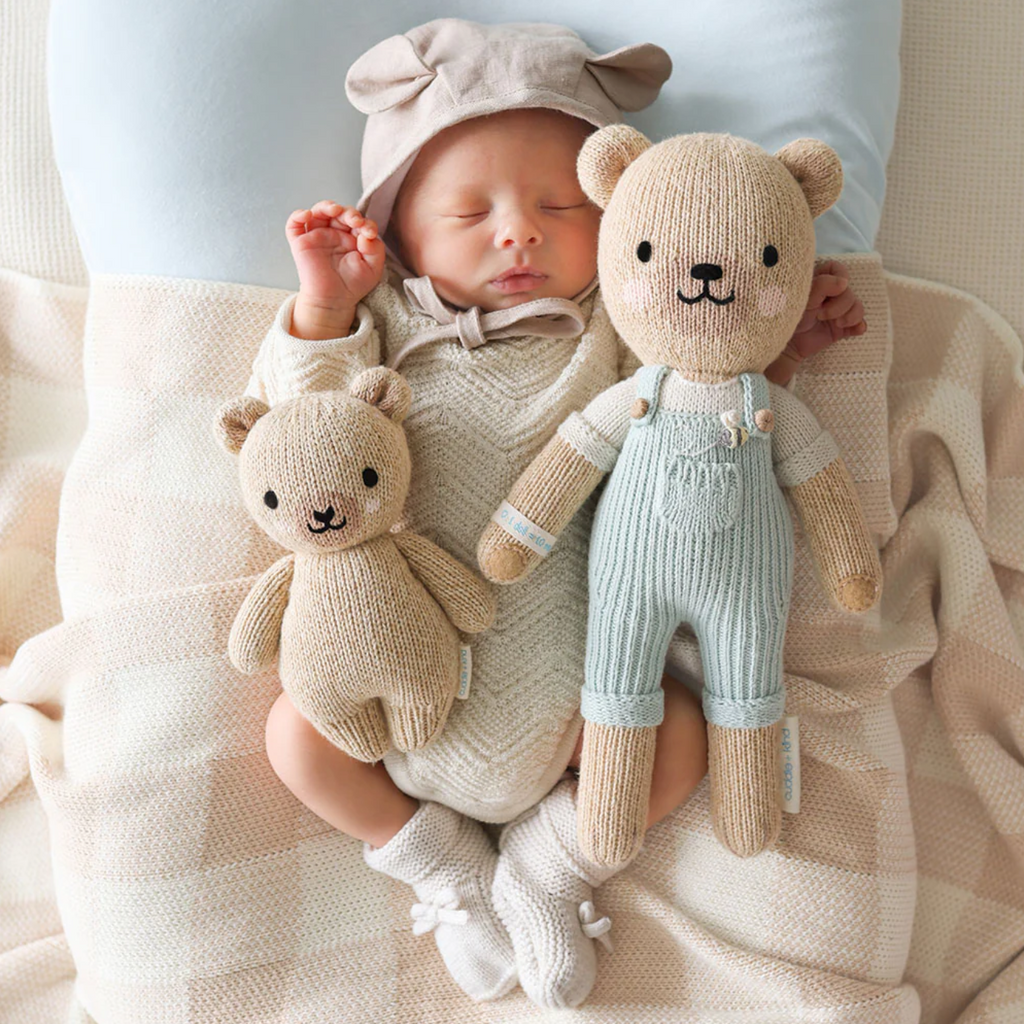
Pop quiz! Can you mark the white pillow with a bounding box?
[49,0,901,289]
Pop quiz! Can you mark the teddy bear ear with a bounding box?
[215,396,269,455]
[577,124,653,210]
[774,139,844,219]
[350,366,412,424]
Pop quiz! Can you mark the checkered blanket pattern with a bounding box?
[5,251,1016,1023]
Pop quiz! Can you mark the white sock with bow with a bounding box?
[491,778,624,1009]
[363,800,517,1002]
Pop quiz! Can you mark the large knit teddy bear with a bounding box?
[479,129,882,864]
[217,366,496,762]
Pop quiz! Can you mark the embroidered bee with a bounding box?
[719,409,749,449]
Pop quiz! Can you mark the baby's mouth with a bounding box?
[491,267,548,294]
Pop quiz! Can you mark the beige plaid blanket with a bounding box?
[1,245,1022,1023]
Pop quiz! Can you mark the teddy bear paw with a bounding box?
[482,542,532,584]
[837,573,880,613]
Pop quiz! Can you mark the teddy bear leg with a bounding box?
[322,698,391,763]
[385,681,457,752]
[576,720,657,867]
[708,721,782,857]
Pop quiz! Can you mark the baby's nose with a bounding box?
[496,211,543,248]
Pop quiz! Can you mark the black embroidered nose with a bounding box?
[691,263,723,282]
[312,505,335,525]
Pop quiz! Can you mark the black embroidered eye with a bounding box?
[263,490,278,509]
[763,244,779,267]
[362,467,379,488]
[637,241,652,263]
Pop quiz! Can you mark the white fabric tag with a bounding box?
[491,501,556,558]
[457,645,472,700]
[779,715,800,813]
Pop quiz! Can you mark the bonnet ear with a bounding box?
[345,33,436,113]
[350,366,412,424]
[215,396,269,455]
[578,124,653,210]
[586,43,673,112]
[774,139,843,219]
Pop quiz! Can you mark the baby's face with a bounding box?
[391,109,601,311]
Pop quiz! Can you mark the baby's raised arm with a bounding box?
[286,200,386,339]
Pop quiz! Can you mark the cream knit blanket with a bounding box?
[2,249,1022,1022]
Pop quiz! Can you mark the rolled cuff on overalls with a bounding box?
[580,687,665,729]
[702,689,786,730]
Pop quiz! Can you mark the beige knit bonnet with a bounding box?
[344,19,673,240]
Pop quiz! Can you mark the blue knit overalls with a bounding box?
[581,365,794,732]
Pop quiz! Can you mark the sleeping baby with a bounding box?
[246,18,867,1010]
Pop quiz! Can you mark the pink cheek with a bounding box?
[365,498,380,515]
[757,286,788,317]
[621,277,654,308]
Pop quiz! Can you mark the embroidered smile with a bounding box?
[308,506,347,534]
[677,282,736,305]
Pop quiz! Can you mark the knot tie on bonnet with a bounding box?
[387,275,592,369]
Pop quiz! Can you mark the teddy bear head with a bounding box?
[215,367,413,556]
[578,128,843,380]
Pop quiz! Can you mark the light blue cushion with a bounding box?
[49,0,901,289]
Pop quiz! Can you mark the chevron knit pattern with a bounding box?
[249,276,624,822]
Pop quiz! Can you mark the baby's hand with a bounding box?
[765,260,866,386]
[287,200,386,337]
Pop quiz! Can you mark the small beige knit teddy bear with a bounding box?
[217,366,496,763]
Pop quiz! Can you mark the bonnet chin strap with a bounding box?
[386,275,594,370]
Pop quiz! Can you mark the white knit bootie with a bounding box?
[492,779,624,1009]
[363,801,517,1002]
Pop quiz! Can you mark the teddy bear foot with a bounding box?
[321,698,391,763]
[385,693,455,752]
[708,721,782,858]
[576,721,657,867]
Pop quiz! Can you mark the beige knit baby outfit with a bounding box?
[248,267,629,823]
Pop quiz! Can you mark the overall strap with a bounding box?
[739,371,771,437]
[631,364,671,426]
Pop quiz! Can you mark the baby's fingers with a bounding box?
[286,208,314,240]
[806,273,848,310]
[816,288,857,323]
[310,199,345,219]
[356,231,386,273]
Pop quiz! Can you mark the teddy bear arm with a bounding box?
[785,457,882,613]
[228,554,295,675]
[477,433,607,584]
[390,530,496,634]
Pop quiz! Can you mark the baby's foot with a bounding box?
[363,801,516,1002]
[491,780,623,1009]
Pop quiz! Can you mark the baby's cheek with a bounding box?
[620,277,654,308]
[757,286,788,317]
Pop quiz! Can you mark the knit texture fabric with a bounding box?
[363,800,517,1002]
[344,19,671,238]
[9,256,1021,1021]
[583,367,794,732]
[576,720,657,866]
[559,371,840,488]
[221,380,495,762]
[493,780,621,1009]
[249,274,625,821]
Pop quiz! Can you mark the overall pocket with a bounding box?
[656,455,742,534]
